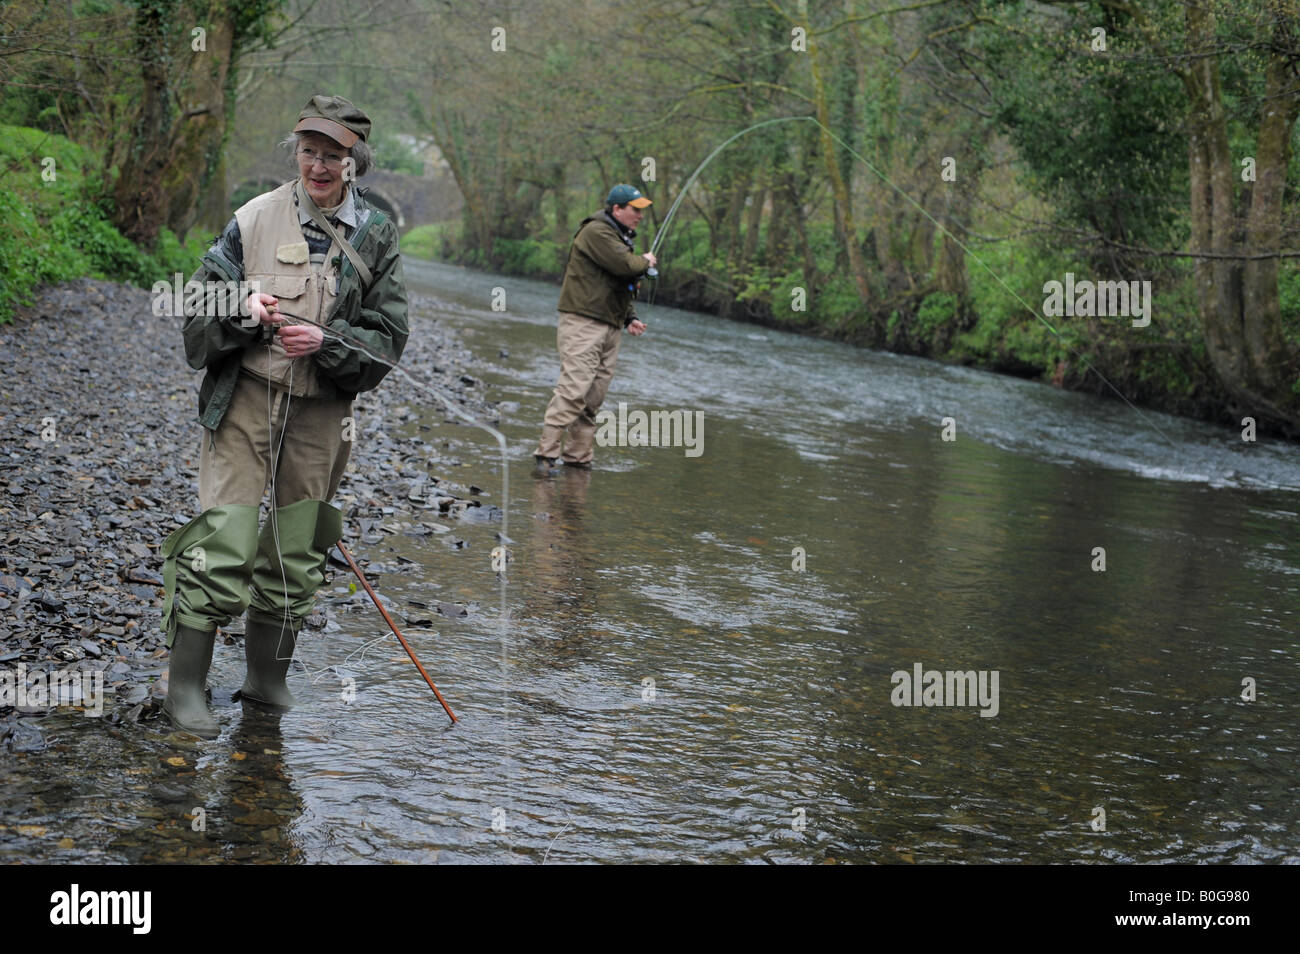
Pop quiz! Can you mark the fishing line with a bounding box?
[265,307,512,719]
[644,115,1179,449]
[267,308,510,541]
[266,350,295,667]
[308,633,392,687]
[649,118,805,261]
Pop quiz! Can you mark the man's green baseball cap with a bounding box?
[606,184,652,209]
[294,95,370,148]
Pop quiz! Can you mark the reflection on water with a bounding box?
[3,260,1297,863]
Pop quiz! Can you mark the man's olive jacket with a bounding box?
[556,210,648,327]
[181,182,408,431]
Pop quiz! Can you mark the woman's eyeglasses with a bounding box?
[297,148,345,170]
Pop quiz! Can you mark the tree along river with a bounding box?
[4,259,1298,863]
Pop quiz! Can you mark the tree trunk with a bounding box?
[785,171,816,282]
[806,14,872,308]
[111,1,238,248]
[721,166,751,268]
[1186,1,1300,427]
[936,157,977,300]
[112,0,176,247]
[742,167,767,263]
[163,7,236,241]
[551,162,571,254]
[432,108,491,259]
[1240,40,1300,396]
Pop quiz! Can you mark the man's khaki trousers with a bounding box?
[535,312,622,465]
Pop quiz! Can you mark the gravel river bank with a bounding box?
[0,278,497,750]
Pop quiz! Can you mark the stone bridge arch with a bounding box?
[356,186,404,228]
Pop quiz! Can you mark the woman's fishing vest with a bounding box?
[235,181,343,396]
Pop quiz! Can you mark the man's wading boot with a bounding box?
[163,623,220,739]
[238,613,299,709]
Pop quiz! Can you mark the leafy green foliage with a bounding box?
[0,124,204,321]
[490,237,562,278]
[1279,262,1300,349]
[916,292,958,338]
[370,131,425,176]
[980,1,1189,261]
[399,223,451,261]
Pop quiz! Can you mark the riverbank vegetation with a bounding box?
[0,127,203,322]
[413,0,1300,434]
[2,0,1298,433]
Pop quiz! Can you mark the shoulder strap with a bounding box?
[296,179,373,287]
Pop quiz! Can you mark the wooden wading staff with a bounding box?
[336,541,458,724]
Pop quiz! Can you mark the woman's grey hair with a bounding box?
[279,131,372,178]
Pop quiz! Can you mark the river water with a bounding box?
[4,259,1298,863]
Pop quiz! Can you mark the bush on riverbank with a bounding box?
[405,221,565,280]
[403,209,1240,427]
[0,126,202,323]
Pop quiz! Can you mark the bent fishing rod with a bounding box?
[640,115,1178,450]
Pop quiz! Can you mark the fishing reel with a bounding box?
[629,265,658,299]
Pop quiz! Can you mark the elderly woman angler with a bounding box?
[158,94,408,738]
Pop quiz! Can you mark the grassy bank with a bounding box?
[0,125,204,323]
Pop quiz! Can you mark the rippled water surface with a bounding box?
[4,260,1298,863]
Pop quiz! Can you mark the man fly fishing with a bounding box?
[533,184,655,472]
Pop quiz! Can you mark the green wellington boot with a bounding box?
[238,613,299,709]
[163,623,220,739]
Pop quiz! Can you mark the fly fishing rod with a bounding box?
[263,307,509,723]
[336,540,457,723]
